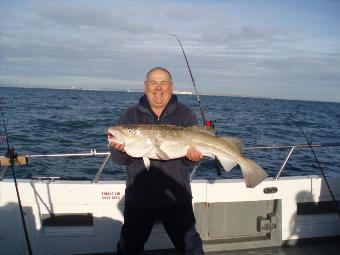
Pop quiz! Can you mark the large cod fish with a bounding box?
[108,125,267,188]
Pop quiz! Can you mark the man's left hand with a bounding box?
[186,146,203,161]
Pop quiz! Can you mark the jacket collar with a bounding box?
[138,94,178,118]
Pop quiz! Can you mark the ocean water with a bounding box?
[0,87,339,181]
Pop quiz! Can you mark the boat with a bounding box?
[0,144,339,255]
[173,90,193,95]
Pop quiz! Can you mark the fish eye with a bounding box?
[127,129,133,134]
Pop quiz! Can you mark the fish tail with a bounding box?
[239,158,268,188]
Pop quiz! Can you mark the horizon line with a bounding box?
[0,84,339,104]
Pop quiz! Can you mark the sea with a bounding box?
[0,87,339,181]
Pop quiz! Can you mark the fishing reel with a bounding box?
[204,120,215,128]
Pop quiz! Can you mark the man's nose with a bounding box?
[155,83,162,89]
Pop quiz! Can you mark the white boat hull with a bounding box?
[0,175,339,254]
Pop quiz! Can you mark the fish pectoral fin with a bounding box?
[143,157,151,170]
[216,156,238,172]
[155,147,170,160]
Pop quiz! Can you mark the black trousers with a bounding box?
[117,201,204,255]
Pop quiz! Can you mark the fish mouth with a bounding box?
[107,132,116,141]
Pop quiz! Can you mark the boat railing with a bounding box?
[1,143,339,183]
[189,143,340,180]
[244,143,340,180]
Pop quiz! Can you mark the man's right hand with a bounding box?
[110,141,125,153]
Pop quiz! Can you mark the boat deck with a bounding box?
[139,243,340,255]
[92,243,340,255]
[207,244,340,255]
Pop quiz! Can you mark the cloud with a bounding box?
[1,0,340,102]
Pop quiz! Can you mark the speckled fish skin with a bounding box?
[108,124,267,188]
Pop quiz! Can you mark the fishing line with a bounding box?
[171,34,214,128]
[0,104,33,254]
[292,121,340,219]
[172,35,222,178]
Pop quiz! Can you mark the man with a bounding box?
[110,67,205,255]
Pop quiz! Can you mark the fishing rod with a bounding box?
[172,34,218,177]
[292,121,340,219]
[171,34,214,128]
[0,103,33,255]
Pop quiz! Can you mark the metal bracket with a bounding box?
[31,176,60,183]
[92,153,111,184]
[275,146,296,180]
[257,214,277,233]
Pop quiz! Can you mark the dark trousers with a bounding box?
[117,201,204,255]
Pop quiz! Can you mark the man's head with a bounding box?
[144,67,173,114]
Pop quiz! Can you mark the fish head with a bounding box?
[107,125,149,148]
[108,125,135,144]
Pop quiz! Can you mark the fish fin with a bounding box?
[184,125,217,136]
[215,155,238,172]
[200,128,217,136]
[205,153,215,159]
[155,147,170,160]
[239,158,268,188]
[221,137,243,154]
[143,157,150,170]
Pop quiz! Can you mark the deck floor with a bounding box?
[206,243,340,255]
[139,242,340,255]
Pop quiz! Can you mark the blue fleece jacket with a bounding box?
[110,94,198,207]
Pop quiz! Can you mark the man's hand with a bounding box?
[186,146,203,161]
[110,141,125,153]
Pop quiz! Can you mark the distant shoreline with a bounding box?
[1,85,339,104]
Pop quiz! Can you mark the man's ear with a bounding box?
[144,81,147,93]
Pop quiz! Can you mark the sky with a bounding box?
[1,0,340,102]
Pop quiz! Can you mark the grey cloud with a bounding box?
[1,1,339,102]
[36,2,154,34]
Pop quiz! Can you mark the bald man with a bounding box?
[110,67,204,255]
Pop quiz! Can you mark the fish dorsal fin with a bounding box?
[122,124,179,130]
[221,137,243,154]
[184,125,217,136]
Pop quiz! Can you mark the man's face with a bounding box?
[144,69,173,110]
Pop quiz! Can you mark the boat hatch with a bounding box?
[194,200,281,252]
